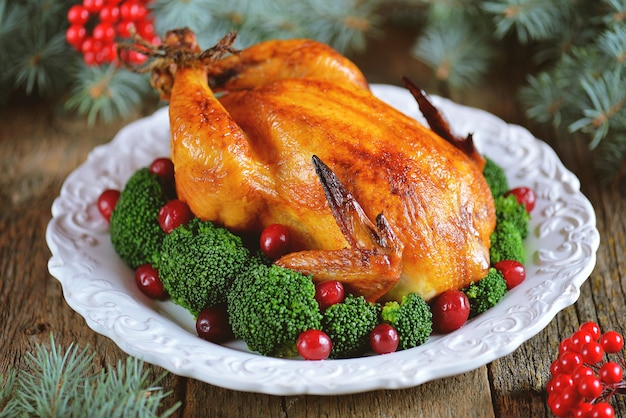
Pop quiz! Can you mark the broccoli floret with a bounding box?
[381,293,432,350]
[482,157,509,197]
[227,263,322,357]
[110,168,169,269]
[463,268,507,318]
[322,295,380,359]
[490,220,526,264]
[158,218,253,317]
[494,194,530,239]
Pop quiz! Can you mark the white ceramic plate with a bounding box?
[46,84,599,395]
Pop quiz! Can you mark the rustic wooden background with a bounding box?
[1,25,625,417]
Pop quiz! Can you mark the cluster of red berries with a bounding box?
[296,280,400,360]
[97,157,183,301]
[97,157,302,345]
[547,322,626,417]
[65,0,159,66]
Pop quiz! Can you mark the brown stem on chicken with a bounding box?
[311,155,398,251]
[402,76,486,170]
[117,28,240,100]
[276,156,404,302]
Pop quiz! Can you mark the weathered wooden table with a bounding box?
[2,30,625,417]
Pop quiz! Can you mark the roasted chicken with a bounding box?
[140,29,496,302]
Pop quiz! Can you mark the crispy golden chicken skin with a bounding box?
[155,30,495,302]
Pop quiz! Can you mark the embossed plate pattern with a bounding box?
[46,84,599,395]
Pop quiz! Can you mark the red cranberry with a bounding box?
[158,199,194,233]
[505,186,536,212]
[370,324,399,354]
[315,280,345,311]
[97,189,120,221]
[494,260,526,290]
[259,223,291,259]
[135,264,168,300]
[149,157,175,181]
[196,304,233,343]
[430,290,470,334]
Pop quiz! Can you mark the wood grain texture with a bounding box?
[2,28,625,417]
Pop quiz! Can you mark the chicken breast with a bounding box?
[163,31,496,302]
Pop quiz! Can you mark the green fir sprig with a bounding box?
[64,63,153,125]
[150,0,383,55]
[0,0,76,104]
[515,0,626,181]
[481,0,571,44]
[0,335,179,417]
[411,9,494,89]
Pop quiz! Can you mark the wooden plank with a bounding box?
[3,32,626,416]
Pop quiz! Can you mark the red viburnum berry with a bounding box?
[66,0,159,66]
[547,326,626,416]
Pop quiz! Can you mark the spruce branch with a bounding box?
[0,0,27,42]
[602,0,626,25]
[203,0,299,47]
[0,335,180,418]
[149,0,240,46]
[596,131,626,183]
[149,0,213,30]
[10,29,76,98]
[22,0,73,25]
[598,24,626,64]
[411,11,493,88]
[481,0,569,43]
[65,64,154,125]
[0,0,75,100]
[0,369,18,416]
[519,45,617,132]
[530,4,600,65]
[518,72,568,128]
[290,0,384,54]
[568,69,626,149]
[13,337,95,416]
[150,0,382,53]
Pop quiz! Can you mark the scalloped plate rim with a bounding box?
[45,83,599,396]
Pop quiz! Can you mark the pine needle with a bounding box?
[519,72,568,128]
[151,0,382,52]
[0,335,180,418]
[10,30,74,97]
[65,64,153,125]
[290,0,383,53]
[0,369,18,416]
[598,24,626,64]
[595,131,626,183]
[481,0,569,43]
[412,12,493,88]
[13,338,95,417]
[151,0,218,48]
[568,69,626,149]
[602,0,626,25]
